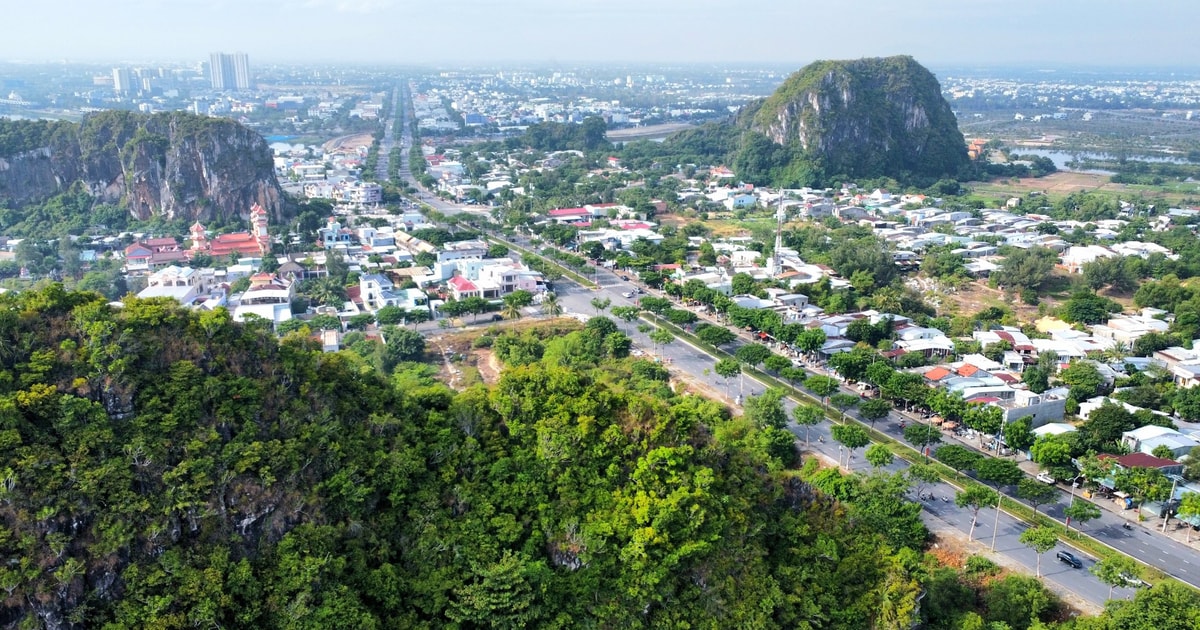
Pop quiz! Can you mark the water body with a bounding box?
[1015,148,1188,174]
[264,134,298,143]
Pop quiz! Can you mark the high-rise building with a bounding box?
[209,52,251,91]
[112,67,133,95]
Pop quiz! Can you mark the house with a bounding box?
[1098,452,1185,477]
[136,265,211,304]
[231,272,295,326]
[1060,245,1117,274]
[123,237,188,273]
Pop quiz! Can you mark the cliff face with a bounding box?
[0,111,283,222]
[742,55,969,180]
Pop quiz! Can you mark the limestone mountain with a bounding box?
[738,55,970,183]
[0,111,283,223]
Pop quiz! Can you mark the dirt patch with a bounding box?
[474,349,502,385]
[322,132,375,153]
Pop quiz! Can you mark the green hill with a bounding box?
[741,55,970,184]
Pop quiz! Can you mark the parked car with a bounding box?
[1056,551,1082,569]
[1036,472,1056,485]
[622,292,633,298]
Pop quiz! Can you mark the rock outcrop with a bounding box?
[0,111,283,222]
[740,55,969,181]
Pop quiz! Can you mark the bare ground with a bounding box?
[322,132,376,153]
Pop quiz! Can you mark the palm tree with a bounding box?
[502,301,522,320]
[541,292,563,317]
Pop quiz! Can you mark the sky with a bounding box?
[4,0,1199,68]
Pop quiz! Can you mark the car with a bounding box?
[622,292,634,298]
[1119,572,1148,588]
[1036,472,1056,484]
[1056,551,1082,569]
[620,275,629,281]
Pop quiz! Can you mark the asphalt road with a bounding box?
[387,91,1156,610]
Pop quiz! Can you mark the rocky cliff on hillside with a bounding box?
[741,55,969,181]
[0,111,283,222]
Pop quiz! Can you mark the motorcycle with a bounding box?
[1122,522,1133,531]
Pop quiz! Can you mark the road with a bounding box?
[373,86,400,182]
[386,90,1150,610]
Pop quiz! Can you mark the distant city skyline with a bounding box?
[4,0,1199,68]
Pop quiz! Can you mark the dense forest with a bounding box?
[0,286,911,628]
[2,286,1198,629]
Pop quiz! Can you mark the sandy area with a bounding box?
[322,132,375,153]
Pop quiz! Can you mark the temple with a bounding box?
[189,203,271,259]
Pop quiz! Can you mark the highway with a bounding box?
[386,91,1164,611]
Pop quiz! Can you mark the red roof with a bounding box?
[1114,452,1179,469]
[346,285,363,306]
[996,331,1016,343]
[924,367,951,381]
[994,372,1020,384]
[448,275,477,292]
[957,364,980,377]
[549,207,589,217]
[619,222,653,230]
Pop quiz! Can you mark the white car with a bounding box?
[1036,472,1056,484]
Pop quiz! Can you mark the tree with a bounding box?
[744,388,788,430]
[903,423,942,460]
[955,486,999,542]
[865,444,894,470]
[907,462,941,500]
[829,393,860,422]
[1063,499,1102,531]
[501,300,523,320]
[381,326,426,371]
[1178,492,1200,543]
[805,375,839,405]
[1018,526,1058,577]
[734,343,772,370]
[1114,465,1171,509]
[1091,555,1140,599]
[763,354,792,375]
[831,424,869,467]
[714,359,741,397]
[375,305,407,325]
[1004,416,1036,453]
[541,292,563,318]
[992,245,1057,292]
[1083,255,1138,294]
[858,398,891,430]
[935,445,982,479]
[796,329,827,358]
[1022,366,1050,394]
[980,574,1053,630]
[779,367,807,394]
[346,312,376,331]
[1060,360,1108,402]
[1030,434,1074,472]
[589,296,611,315]
[610,305,640,331]
[648,328,674,361]
[977,458,1024,550]
[695,324,736,347]
[792,404,823,446]
[1062,290,1121,325]
[1017,478,1058,516]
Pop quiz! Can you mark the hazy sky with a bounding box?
[4,0,1198,67]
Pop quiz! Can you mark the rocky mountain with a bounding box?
[740,55,970,182]
[0,111,283,222]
